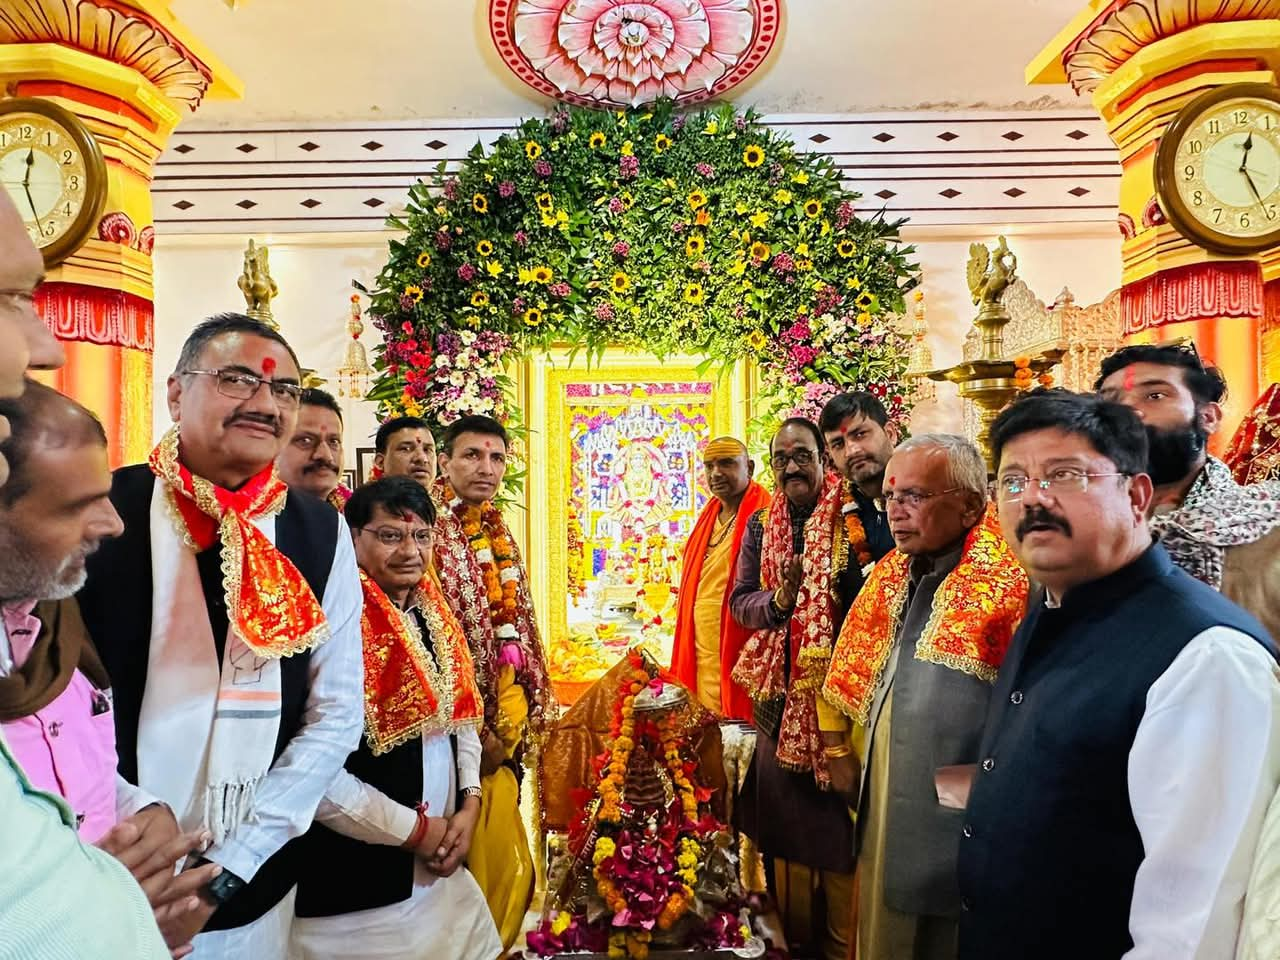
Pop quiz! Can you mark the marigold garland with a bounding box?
[841,489,873,570]
[448,486,520,634]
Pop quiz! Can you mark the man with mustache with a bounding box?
[1096,344,1280,639]
[729,418,861,960]
[957,389,1280,960]
[818,391,898,561]
[669,436,770,720]
[429,414,552,948]
[374,415,438,488]
[75,313,365,959]
[821,435,1027,960]
[278,388,350,510]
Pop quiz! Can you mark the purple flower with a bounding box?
[671,220,686,234]
[694,162,716,179]
[672,115,687,133]
[498,180,516,198]
[767,162,784,186]
[612,240,630,259]
[594,301,616,321]
[512,297,525,313]
[513,229,529,248]
[399,294,416,311]
[549,281,571,297]
[534,158,553,178]
[771,252,795,274]
[457,263,477,282]
[435,230,452,251]
[608,196,625,214]
[550,111,569,134]
[619,155,640,180]
[442,178,459,201]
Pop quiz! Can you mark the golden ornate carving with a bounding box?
[903,289,935,404]
[337,295,372,398]
[237,239,278,326]
[0,0,216,110]
[1058,0,1280,94]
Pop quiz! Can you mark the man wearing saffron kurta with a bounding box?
[820,435,1028,960]
[290,477,501,960]
[430,413,552,948]
[670,437,769,720]
[730,418,872,960]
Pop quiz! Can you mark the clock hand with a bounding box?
[1241,132,1254,172]
[1242,167,1265,207]
[22,148,33,189]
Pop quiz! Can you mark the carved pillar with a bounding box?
[0,0,241,465]
[1029,1,1280,446]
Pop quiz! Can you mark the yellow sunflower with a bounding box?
[837,239,857,258]
[611,271,630,293]
[536,192,554,211]
[749,241,771,261]
[683,283,704,305]
[476,240,494,257]
[403,284,423,303]
[589,132,606,149]
[687,190,708,210]
[523,307,543,327]
[619,191,634,209]
[856,311,873,325]
[685,235,705,257]
[532,265,553,284]
[747,330,768,350]
[471,291,490,307]
[742,145,765,167]
[855,291,874,309]
[655,133,672,153]
[804,199,823,218]
[472,194,488,214]
[416,251,432,268]
[525,141,542,160]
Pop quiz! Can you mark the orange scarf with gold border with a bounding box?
[822,506,1028,725]
[359,570,483,755]
[149,427,327,659]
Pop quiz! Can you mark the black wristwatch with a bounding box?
[195,861,246,907]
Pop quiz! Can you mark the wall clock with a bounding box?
[1155,82,1280,255]
[0,97,108,266]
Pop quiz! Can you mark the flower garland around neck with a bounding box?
[448,484,520,637]
[841,485,873,570]
[591,652,703,958]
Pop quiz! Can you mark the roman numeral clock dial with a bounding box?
[1156,83,1280,255]
[0,98,107,267]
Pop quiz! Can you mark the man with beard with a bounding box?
[818,391,898,561]
[76,313,364,959]
[669,437,770,720]
[729,418,858,960]
[1097,344,1280,639]
[957,389,1280,960]
[374,416,437,488]
[278,388,349,510]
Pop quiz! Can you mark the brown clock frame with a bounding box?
[1155,82,1280,256]
[0,97,108,267]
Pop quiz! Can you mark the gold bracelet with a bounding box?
[823,743,852,759]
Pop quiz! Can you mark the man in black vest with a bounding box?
[77,313,364,958]
[290,477,500,959]
[958,389,1280,960]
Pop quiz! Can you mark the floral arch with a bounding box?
[365,102,919,460]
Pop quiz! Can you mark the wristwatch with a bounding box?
[194,861,246,907]
[459,785,483,805]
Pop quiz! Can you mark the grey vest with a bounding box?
[860,543,997,917]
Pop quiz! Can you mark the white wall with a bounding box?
[150,222,1122,461]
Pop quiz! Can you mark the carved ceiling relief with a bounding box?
[960,279,1123,441]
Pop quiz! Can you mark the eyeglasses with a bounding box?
[183,369,302,407]
[882,487,961,509]
[357,526,432,547]
[768,449,818,470]
[997,469,1128,501]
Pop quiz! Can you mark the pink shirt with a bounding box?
[0,600,119,842]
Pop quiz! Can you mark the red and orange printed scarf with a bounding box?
[822,505,1028,724]
[732,471,844,788]
[149,427,327,659]
[359,570,483,755]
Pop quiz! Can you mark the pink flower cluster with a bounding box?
[619,154,639,180]
[608,196,625,214]
[835,200,855,230]
[457,263,477,282]
[499,180,516,198]
[534,158,553,178]
[612,240,630,259]
[694,162,716,179]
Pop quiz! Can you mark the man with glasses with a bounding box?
[289,476,500,960]
[728,418,858,960]
[957,389,1280,960]
[821,435,1027,960]
[278,388,350,509]
[76,313,364,959]
[1096,343,1280,640]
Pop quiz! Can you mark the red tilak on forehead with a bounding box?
[1123,366,1135,392]
[889,475,896,486]
[262,357,277,377]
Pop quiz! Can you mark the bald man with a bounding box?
[670,438,770,719]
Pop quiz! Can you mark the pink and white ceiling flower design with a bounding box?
[489,0,781,108]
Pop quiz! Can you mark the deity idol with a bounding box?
[599,441,674,546]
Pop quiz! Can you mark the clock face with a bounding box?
[1164,86,1280,252]
[0,111,92,251]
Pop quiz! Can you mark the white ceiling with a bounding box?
[170,0,1087,126]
